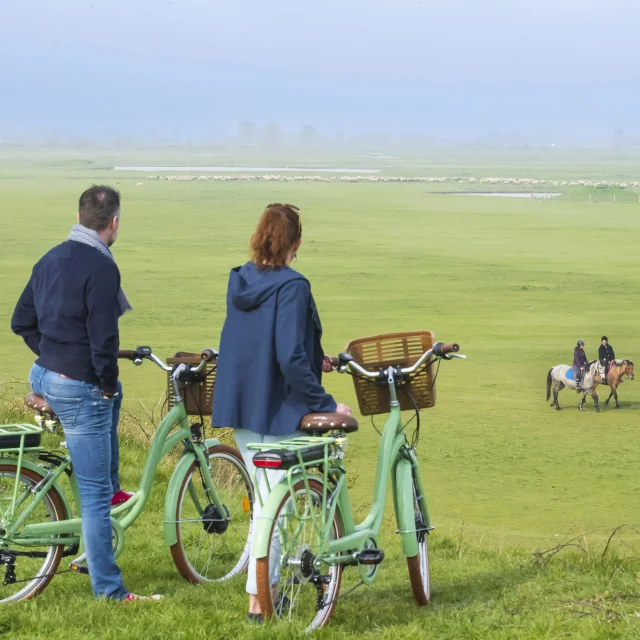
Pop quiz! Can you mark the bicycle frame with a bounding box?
[250,404,430,582]
[0,402,223,554]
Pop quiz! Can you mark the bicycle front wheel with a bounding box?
[170,444,253,583]
[407,475,431,605]
[0,465,69,603]
[256,478,343,632]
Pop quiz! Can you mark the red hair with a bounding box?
[250,203,301,269]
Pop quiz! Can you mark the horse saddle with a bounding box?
[564,369,577,382]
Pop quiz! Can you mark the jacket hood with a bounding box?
[229,262,306,311]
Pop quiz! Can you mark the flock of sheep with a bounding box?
[141,175,640,188]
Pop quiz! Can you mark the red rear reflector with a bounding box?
[253,458,282,469]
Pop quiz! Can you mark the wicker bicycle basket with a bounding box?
[166,352,217,416]
[345,331,437,416]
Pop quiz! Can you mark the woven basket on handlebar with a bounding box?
[166,352,216,416]
[345,331,437,416]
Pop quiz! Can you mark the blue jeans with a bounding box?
[29,364,128,600]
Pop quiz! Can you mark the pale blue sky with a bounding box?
[1,0,637,141]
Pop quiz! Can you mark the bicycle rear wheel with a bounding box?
[0,465,69,603]
[256,478,343,632]
[170,444,253,583]
[407,475,431,605]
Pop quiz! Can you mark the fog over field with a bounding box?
[1,0,638,146]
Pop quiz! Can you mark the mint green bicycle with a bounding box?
[249,338,464,631]
[0,347,253,603]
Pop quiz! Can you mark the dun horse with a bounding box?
[546,360,606,412]
[596,359,635,408]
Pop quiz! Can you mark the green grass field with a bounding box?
[0,148,640,638]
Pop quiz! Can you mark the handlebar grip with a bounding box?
[200,348,217,363]
[433,343,460,357]
[118,350,136,360]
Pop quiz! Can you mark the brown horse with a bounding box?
[596,359,635,408]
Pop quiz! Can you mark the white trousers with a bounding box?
[234,428,302,595]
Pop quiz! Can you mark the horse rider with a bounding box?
[572,340,589,389]
[598,336,615,383]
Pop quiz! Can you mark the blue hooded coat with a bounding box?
[212,262,337,436]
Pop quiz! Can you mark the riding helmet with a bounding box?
[576,340,585,347]
[601,336,608,341]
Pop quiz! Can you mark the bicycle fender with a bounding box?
[162,438,221,546]
[251,472,304,560]
[395,457,420,558]
[0,455,73,520]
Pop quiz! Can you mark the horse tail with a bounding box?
[546,368,553,401]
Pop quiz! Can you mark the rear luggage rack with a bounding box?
[0,424,43,451]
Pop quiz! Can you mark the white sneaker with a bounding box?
[124,593,163,603]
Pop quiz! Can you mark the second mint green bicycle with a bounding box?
[0,347,253,603]
[249,334,464,631]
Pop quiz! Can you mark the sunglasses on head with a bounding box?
[267,203,302,236]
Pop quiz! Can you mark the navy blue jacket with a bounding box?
[11,241,121,394]
[212,262,336,436]
[572,348,589,377]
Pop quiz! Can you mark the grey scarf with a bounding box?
[68,224,132,316]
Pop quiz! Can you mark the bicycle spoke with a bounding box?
[0,467,66,603]
[172,448,253,583]
[259,480,343,631]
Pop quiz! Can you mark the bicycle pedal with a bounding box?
[355,549,385,566]
[69,562,89,575]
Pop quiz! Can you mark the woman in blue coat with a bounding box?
[212,203,351,621]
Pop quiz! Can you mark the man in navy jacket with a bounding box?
[11,186,158,602]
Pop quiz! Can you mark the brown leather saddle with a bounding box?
[299,412,358,435]
[24,392,57,417]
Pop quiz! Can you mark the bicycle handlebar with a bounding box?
[200,348,217,363]
[433,343,459,357]
[336,341,465,379]
[118,347,218,375]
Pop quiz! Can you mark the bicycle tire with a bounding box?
[406,475,431,606]
[0,464,68,603]
[170,444,253,583]
[256,478,344,632]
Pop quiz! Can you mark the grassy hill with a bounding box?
[0,148,639,638]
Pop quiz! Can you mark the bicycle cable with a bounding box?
[3,567,75,586]
[321,579,365,608]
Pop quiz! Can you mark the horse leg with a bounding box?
[553,381,563,410]
[590,389,600,413]
[612,384,620,409]
[578,392,585,411]
[552,388,562,410]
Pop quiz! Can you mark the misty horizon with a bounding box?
[1,0,638,147]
